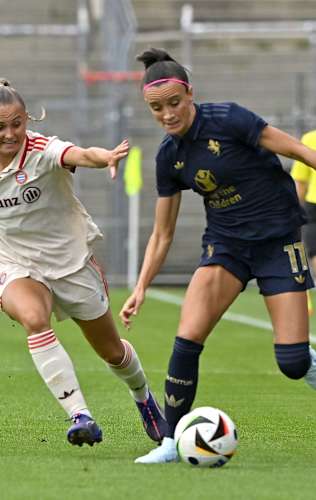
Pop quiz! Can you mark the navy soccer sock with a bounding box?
[274,342,311,379]
[164,336,204,438]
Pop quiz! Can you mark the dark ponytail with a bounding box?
[137,48,189,88]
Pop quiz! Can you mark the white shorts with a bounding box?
[0,255,109,321]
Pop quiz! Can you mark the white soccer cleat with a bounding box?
[134,437,179,464]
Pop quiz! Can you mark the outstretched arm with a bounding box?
[119,192,182,328]
[259,126,316,169]
[62,139,129,178]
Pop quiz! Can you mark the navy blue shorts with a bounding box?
[199,230,314,296]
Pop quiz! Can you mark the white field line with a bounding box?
[147,288,316,343]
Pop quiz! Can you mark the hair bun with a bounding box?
[0,78,11,87]
[137,48,176,69]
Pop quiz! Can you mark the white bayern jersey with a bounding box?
[0,130,103,279]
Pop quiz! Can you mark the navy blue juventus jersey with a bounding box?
[155,102,306,241]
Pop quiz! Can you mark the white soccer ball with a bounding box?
[174,406,238,468]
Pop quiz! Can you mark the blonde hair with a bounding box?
[27,107,46,122]
[0,79,46,122]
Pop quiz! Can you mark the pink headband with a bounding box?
[143,78,190,91]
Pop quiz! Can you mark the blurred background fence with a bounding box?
[1,0,316,285]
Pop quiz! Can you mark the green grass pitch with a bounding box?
[1,286,316,500]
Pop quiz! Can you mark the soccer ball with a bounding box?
[174,406,238,468]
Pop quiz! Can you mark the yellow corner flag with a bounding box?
[124,146,143,196]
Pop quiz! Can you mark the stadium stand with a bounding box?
[1,0,316,283]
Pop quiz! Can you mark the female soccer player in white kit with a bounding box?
[0,79,166,447]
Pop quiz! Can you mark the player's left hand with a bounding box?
[119,288,145,329]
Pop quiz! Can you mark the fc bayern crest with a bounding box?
[16,171,28,185]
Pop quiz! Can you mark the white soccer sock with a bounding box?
[28,330,91,418]
[107,339,149,402]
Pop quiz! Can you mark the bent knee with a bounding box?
[274,342,311,379]
[19,309,51,334]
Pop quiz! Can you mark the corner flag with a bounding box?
[124,146,143,196]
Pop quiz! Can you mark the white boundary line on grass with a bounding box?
[147,288,316,343]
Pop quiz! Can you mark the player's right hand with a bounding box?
[108,139,129,179]
[119,290,145,329]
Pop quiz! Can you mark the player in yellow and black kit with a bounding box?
[291,130,316,313]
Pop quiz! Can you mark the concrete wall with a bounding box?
[1,0,316,283]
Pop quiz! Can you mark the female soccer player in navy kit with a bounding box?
[0,79,166,448]
[120,48,316,463]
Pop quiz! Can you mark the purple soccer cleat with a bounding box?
[136,390,167,443]
[67,413,103,447]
